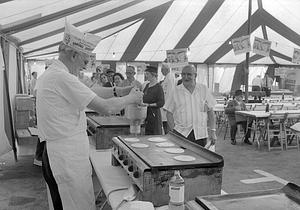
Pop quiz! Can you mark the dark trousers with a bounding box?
[35,140,45,161]
[230,121,252,141]
[252,86,262,101]
[42,143,63,210]
[173,129,207,147]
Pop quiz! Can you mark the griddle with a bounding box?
[117,132,224,170]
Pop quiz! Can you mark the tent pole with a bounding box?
[245,0,252,103]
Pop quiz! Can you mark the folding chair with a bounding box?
[269,99,279,103]
[253,104,267,111]
[217,115,230,140]
[284,105,298,110]
[266,113,286,151]
[270,104,283,111]
[284,113,300,150]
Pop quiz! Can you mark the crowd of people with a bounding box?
[31,23,219,210]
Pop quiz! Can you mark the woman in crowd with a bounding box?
[142,66,165,135]
[99,73,108,86]
[113,72,124,87]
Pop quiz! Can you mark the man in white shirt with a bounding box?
[163,64,217,147]
[160,63,175,133]
[252,75,262,91]
[36,23,143,210]
[252,75,263,101]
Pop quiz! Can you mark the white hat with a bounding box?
[62,22,101,55]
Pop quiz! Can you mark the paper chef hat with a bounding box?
[62,22,101,55]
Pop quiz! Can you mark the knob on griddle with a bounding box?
[119,155,124,161]
[133,171,140,178]
[128,165,134,172]
[123,160,128,165]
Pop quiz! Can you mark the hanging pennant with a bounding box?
[166,48,188,69]
[253,37,271,57]
[292,48,300,64]
[231,35,251,55]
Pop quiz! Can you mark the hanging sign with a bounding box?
[166,48,188,69]
[253,37,271,57]
[292,48,300,64]
[231,35,251,55]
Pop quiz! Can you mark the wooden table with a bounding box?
[235,110,300,149]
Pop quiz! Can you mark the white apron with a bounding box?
[46,132,95,210]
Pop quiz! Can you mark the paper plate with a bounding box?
[147,137,167,142]
[124,138,140,142]
[155,142,175,147]
[173,155,196,162]
[164,148,185,154]
[131,143,149,148]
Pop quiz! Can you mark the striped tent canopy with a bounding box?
[1,0,300,65]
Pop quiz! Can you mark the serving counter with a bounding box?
[86,112,132,149]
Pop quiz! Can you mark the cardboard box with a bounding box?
[15,96,35,111]
[15,110,30,129]
[16,129,38,145]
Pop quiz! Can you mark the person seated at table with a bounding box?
[225,90,252,145]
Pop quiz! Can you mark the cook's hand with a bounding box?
[129,87,143,104]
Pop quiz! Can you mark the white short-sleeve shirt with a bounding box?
[163,83,216,139]
[161,73,175,102]
[36,60,96,141]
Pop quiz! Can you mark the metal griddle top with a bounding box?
[117,132,224,169]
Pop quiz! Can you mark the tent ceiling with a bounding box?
[1,0,300,65]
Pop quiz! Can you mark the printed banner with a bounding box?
[253,37,271,57]
[231,35,251,55]
[292,48,300,64]
[166,48,188,68]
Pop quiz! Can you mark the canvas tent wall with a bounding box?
[0,36,25,157]
[0,0,300,65]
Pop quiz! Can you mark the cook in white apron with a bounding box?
[43,132,95,210]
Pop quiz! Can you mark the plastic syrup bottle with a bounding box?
[169,170,185,210]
